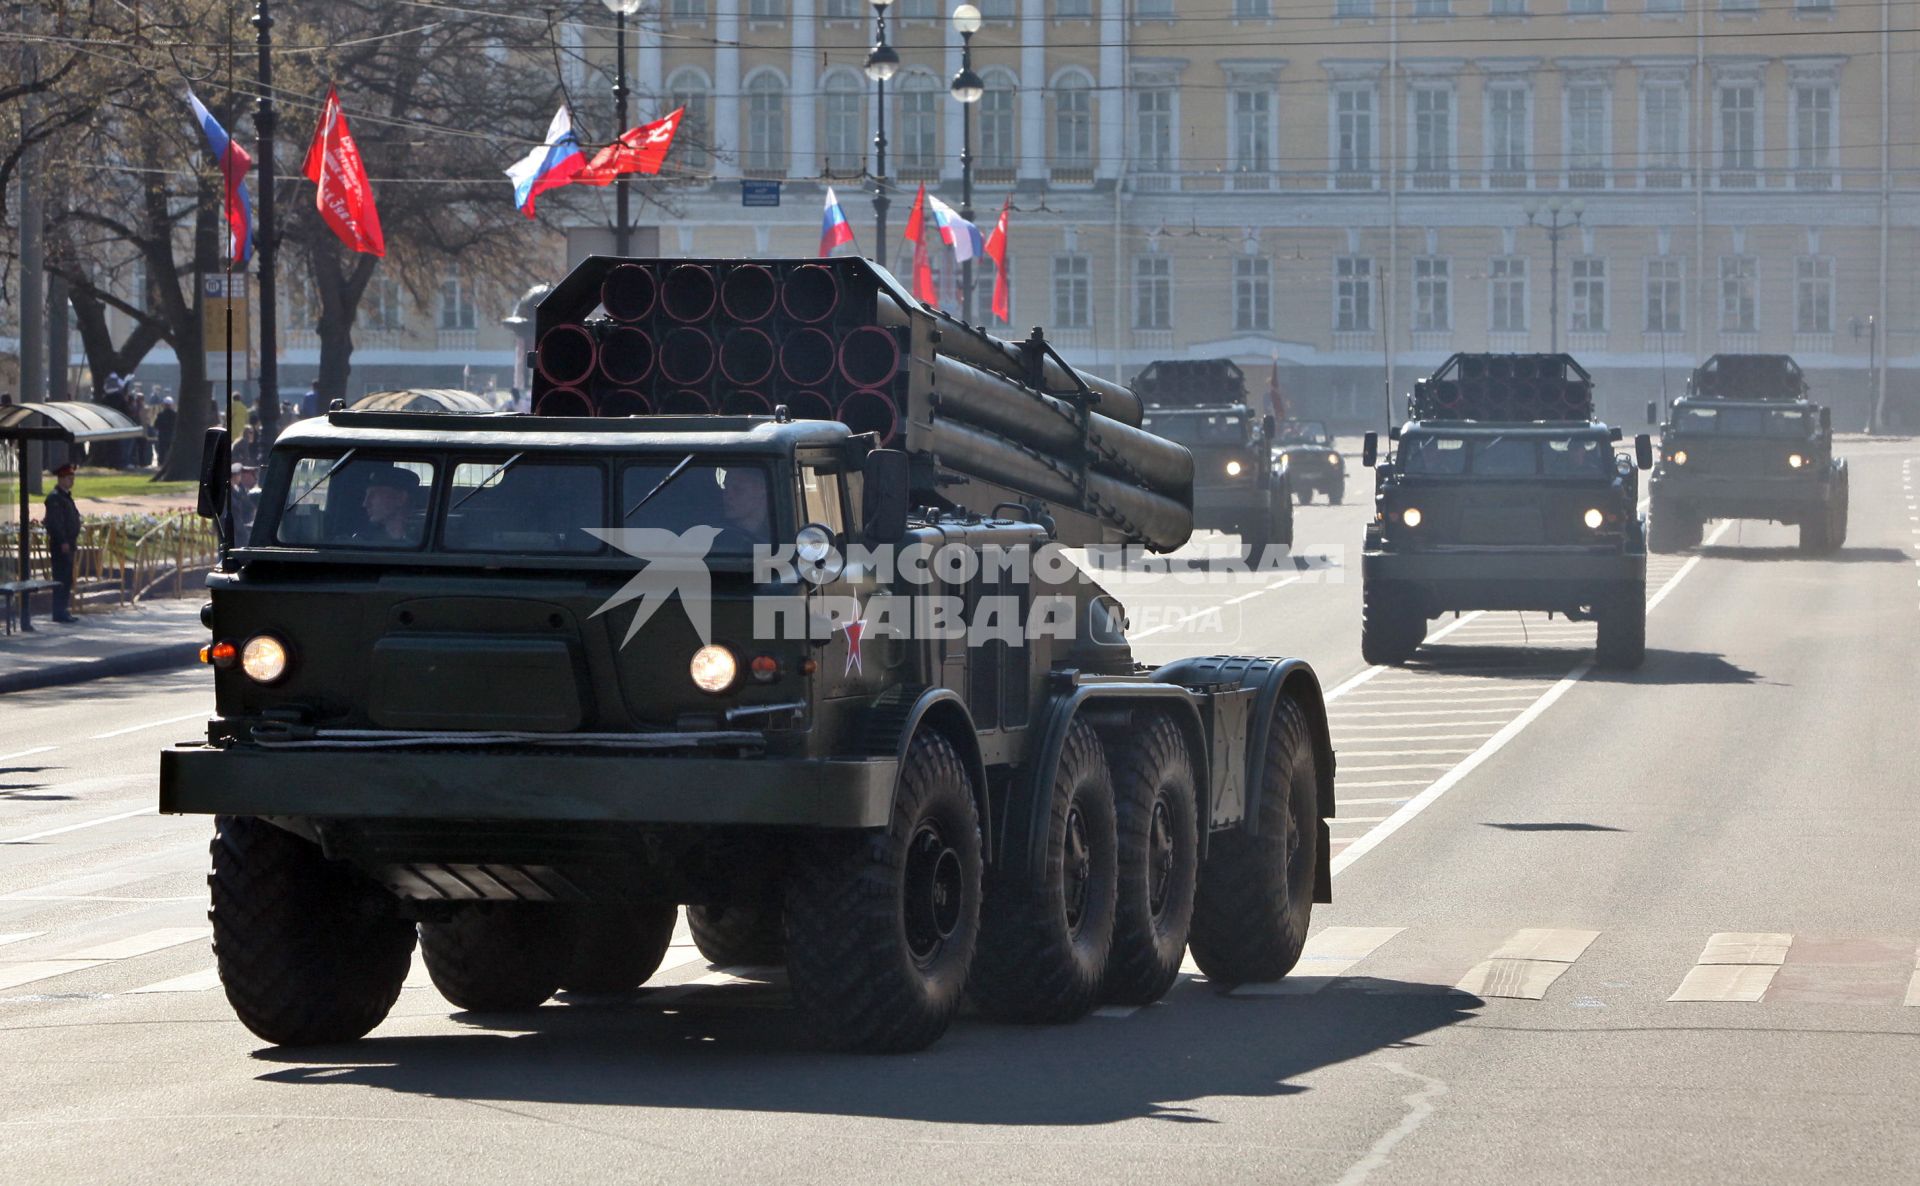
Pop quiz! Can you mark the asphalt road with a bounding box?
[2,440,1916,1184]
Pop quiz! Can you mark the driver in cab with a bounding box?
[355,465,422,543]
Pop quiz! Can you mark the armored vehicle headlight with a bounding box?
[1225,459,1244,477]
[1670,449,1688,465]
[690,644,739,694]
[1788,452,1806,469]
[796,523,835,565]
[240,634,289,684]
[1329,453,1342,466]
[1583,508,1605,530]
[1401,507,1423,528]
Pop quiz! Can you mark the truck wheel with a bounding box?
[1594,585,1647,670]
[209,816,415,1046]
[688,903,785,967]
[1648,503,1692,553]
[1832,478,1850,550]
[1100,712,1199,1006]
[419,904,569,1012]
[971,718,1118,1024]
[1328,480,1345,506]
[560,902,679,993]
[1798,510,1832,555]
[785,729,981,1052]
[1361,581,1424,665]
[1188,694,1320,984]
[1294,486,1312,506]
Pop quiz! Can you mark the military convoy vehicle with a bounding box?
[1647,354,1848,554]
[1274,419,1346,504]
[160,256,1337,1053]
[1134,359,1292,557]
[1359,353,1653,669]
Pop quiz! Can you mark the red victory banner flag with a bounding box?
[902,184,938,306]
[301,86,385,256]
[983,196,1013,323]
[576,107,685,184]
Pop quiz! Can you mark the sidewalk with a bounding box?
[0,598,206,695]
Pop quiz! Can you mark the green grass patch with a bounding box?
[0,470,196,505]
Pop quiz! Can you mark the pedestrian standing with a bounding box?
[44,462,83,624]
[154,396,177,466]
[301,383,320,419]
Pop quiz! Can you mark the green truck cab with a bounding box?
[1274,419,1346,505]
[1647,354,1848,554]
[160,256,1336,1054]
[1135,359,1292,558]
[1359,353,1652,670]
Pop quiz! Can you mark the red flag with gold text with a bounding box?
[301,86,384,256]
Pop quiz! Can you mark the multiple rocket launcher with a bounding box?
[528,256,1196,551]
[1410,352,1597,424]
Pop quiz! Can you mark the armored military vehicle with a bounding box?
[161,257,1338,1054]
[1359,353,1653,669]
[1274,419,1346,504]
[1134,359,1292,557]
[1647,354,1848,554]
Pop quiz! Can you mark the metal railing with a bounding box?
[0,513,222,607]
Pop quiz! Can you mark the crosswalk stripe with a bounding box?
[1230,926,1404,997]
[1490,928,1601,964]
[1670,964,1778,1003]
[1699,932,1793,965]
[62,927,211,961]
[126,968,224,994]
[0,960,106,992]
[0,932,43,948]
[1456,928,1601,1000]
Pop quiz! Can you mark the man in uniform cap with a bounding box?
[355,465,422,544]
[44,463,82,623]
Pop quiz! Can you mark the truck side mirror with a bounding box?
[196,427,231,519]
[1610,426,1624,442]
[1646,399,1658,426]
[861,448,910,543]
[1362,432,1379,468]
[1635,434,1654,470]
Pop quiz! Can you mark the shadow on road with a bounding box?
[249,978,1480,1126]
[1694,545,1909,564]
[1397,646,1763,688]
[1587,649,1765,687]
[1483,822,1625,833]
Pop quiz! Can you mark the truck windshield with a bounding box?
[1674,406,1810,437]
[619,462,773,555]
[1402,435,1609,476]
[443,460,605,554]
[1279,421,1331,445]
[1142,411,1248,446]
[275,455,438,548]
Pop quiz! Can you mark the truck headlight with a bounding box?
[240,634,289,684]
[690,644,738,694]
[1329,453,1342,467]
[1583,508,1605,530]
[1788,453,1805,469]
[1670,450,1688,465]
[1225,459,1244,477]
[1401,507,1423,527]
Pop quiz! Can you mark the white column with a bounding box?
[714,6,742,179]
[636,12,663,103]
[943,33,964,181]
[1097,0,1125,180]
[791,0,818,179]
[1019,0,1047,182]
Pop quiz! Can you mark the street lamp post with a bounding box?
[252,0,280,443]
[950,4,984,323]
[866,0,899,267]
[1523,196,1583,354]
[602,0,643,256]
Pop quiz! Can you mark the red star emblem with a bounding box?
[841,618,867,675]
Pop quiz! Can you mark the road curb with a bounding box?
[0,641,203,696]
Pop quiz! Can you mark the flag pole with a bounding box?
[252,0,280,443]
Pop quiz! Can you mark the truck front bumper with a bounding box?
[1363,547,1645,613]
[1650,473,1830,521]
[1192,484,1268,529]
[159,743,898,829]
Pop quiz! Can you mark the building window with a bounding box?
[1490,257,1527,333]
[747,0,786,18]
[1336,256,1373,332]
[1793,82,1834,175]
[1487,84,1529,179]
[1056,0,1093,16]
[1567,83,1608,180]
[1412,0,1450,15]
[745,73,787,176]
[1335,85,1374,177]
[1570,257,1606,333]
[1235,257,1272,332]
[1134,256,1172,330]
[1720,0,1757,10]
[1569,0,1603,13]
[824,0,860,15]
[1491,0,1524,14]
[1054,255,1091,328]
[1053,74,1094,173]
[981,0,1015,14]
[1413,87,1452,181]
[1642,82,1685,174]
[1718,82,1758,175]
[1645,0,1681,10]
[669,0,707,17]
[1414,257,1451,332]
[980,72,1017,176]
[1720,256,1757,332]
[1795,257,1833,333]
[1645,258,1683,333]
[439,270,475,331]
[823,73,863,174]
[1797,0,1834,9]
[1231,87,1273,173]
[1234,0,1271,16]
[899,72,939,174]
[1136,87,1173,172]
[369,274,406,332]
[668,70,712,170]
[1336,0,1374,15]
[898,0,938,15]
[1136,0,1174,16]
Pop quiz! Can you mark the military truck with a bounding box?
[160,257,1338,1054]
[1359,353,1653,669]
[1647,354,1848,554]
[1274,419,1346,504]
[1134,359,1292,558]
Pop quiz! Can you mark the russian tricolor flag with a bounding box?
[820,186,856,256]
[505,105,586,218]
[925,195,985,264]
[186,90,254,265]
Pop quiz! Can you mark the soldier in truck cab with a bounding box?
[356,465,422,543]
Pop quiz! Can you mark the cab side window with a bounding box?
[799,467,847,537]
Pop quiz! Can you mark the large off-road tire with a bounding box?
[687,903,786,967]
[1295,485,1313,506]
[785,729,982,1052]
[209,815,415,1046]
[560,901,679,993]
[1328,479,1345,506]
[971,718,1118,1024]
[1361,580,1425,666]
[1187,694,1321,985]
[1099,712,1200,1007]
[1832,475,1850,550]
[1797,509,1832,554]
[1594,584,1647,670]
[419,903,570,1012]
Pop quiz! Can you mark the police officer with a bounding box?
[44,463,82,624]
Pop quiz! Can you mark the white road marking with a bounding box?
[1334,797,1414,807]
[1131,576,1302,639]
[0,933,43,948]
[1699,932,1793,965]
[1320,612,1488,703]
[0,960,106,992]
[1455,930,1600,1000]
[1669,964,1778,1003]
[63,928,211,961]
[0,747,57,764]
[1337,763,1461,773]
[1232,926,1405,997]
[1490,928,1602,963]
[1338,779,1435,789]
[126,968,224,995]
[0,807,155,846]
[1335,707,1541,719]
[1332,734,1500,744]
[1334,694,1544,707]
[1336,748,1477,758]
[1329,816,1392,825]
[88,712,207,741]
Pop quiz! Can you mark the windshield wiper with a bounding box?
[450,452,524,512]
[624,453,696,521]
[283,448,357,512]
